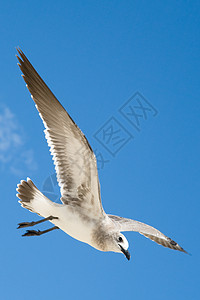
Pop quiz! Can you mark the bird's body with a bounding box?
[16,48,187,260]
[34,193,96,246]
[17,178,122,253]
[51,206,96,246]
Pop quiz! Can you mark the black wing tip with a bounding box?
[182,248,191,256]
[168,238,189,255]
[179,247,190,255]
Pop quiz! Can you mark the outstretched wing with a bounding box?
[16,48,104,217]
[109,215,187,253]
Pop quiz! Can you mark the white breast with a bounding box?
[49,204,97,246]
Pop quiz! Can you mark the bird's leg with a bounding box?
[22,226,59,237]
[17,216,59,229]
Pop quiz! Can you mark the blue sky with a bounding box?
[0,1,199,299]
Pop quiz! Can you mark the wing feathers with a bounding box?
[109,215,187,253]
[17,48,104,217]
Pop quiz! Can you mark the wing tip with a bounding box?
[168,237,189,255]
[16,46,22,55]
[180,247,191,255]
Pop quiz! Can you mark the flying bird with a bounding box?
[16,48,187,260]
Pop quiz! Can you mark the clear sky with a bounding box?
[0,1,199,299]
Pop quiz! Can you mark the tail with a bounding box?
[16,178,56,218]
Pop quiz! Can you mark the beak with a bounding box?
[119,244,131,260]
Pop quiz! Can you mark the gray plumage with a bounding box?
[16,48,187,260]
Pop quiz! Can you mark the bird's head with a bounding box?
[110,232,130,260]
[93,229,130,260]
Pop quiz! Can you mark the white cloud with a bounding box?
[0,105,38,175]
[0,107,23,152]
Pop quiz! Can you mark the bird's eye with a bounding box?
[118,236,123,242]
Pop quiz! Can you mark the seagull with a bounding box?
[16,48,187,260]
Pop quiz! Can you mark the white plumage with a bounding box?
[16,48,187,260]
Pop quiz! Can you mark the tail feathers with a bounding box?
[16,178,49,216]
